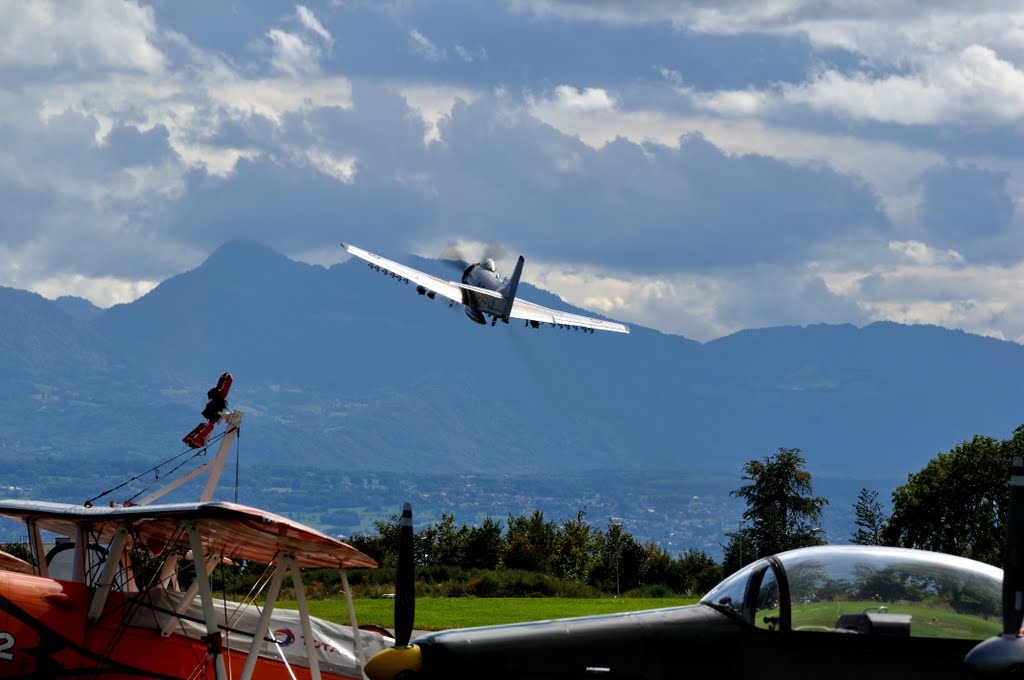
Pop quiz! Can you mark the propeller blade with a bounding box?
[965,455,1024,672]
[394,502,415,647]
[1004,456,1024,635]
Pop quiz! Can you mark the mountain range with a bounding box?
[2,240,1022,548]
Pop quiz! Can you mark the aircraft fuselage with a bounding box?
[460,261,511,325]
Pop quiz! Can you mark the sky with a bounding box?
[1,1,1022,343]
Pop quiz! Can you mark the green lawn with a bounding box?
[785,600,1001,640]
[278,597,697,631]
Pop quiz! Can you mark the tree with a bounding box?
[884,426,1024,566]
[850,488,887,545]
[429,513,464,566]
[462,517,504,570]
[672,548,722,596]
[725,447,829,571]
[553,510,596,582]
[502,510,557,573]
[1,542,32,564]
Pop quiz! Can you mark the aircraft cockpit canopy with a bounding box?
[701,545,1003,640]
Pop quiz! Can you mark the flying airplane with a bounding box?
[363,460,1024,680]
[341,242,630,334]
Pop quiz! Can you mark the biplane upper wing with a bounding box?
[341,242,488,304]
[0,500,377,569]
[510,297,630,333]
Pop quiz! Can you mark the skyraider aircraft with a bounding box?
[341,242,630,334]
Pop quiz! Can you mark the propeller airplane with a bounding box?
[341,242,630,334]
[365,463,1024,680]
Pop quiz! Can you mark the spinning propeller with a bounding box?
[965,455,1024,672]
[439,241,508,275]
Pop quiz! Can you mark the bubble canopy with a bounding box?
[702,545,1003,639]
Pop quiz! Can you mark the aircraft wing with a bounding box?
[510,297,630,334]
[0,549,33,574]
[0,500,378,569]
[342,242,469,305]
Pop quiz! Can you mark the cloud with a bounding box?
[266,28,321,77]
[552,85,618,112]
[409,29,445,62]
[263,5,333,77]
[0,0,165,76]
[824,257,1024,343]
[1,0,1022,348]
[888,240,964,267]
[513,2,1024,128]
[530,261,869,342]
[297,5,333,46]
[779,46,1024,126]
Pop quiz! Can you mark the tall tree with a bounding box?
[850,488,887,545]
[502,510,557,573]
[462,517,504,570]
[725,447,829,571]
[885,426,1024,566]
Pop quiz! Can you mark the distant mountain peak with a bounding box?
[203,240,290,269]
[54,295,102,321]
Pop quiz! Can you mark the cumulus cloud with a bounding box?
[779,45,1024,126]
[529,261,870,342]
[264,5,333,77]
[0,0,165,75]
[888,240,964,267]
[266,28,321,77]
[552,85,618,112]
[823,258,1024,343]
[514,2,1024,127]
[1,0,1023,348]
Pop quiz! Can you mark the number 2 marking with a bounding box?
[0,632,14,661]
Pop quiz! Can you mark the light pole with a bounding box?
[738,518,745,567]
[609,517,624,597]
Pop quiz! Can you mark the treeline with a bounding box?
[347,510,723,597]
[349,423,1024,596]
[6,425,1020,600]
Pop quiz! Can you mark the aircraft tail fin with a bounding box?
[501,255,525,319]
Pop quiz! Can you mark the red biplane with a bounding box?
[0,376,392,679]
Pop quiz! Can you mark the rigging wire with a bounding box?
[83,431,228,507]
[234,426,241,504]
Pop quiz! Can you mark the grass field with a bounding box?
[279,596,1000,640]
[278,597,698,631]
[787,600,1001,640]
